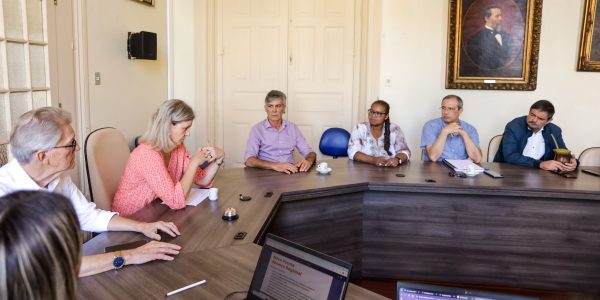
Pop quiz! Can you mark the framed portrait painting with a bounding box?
[578,0,600,71]
[446,0,543,90]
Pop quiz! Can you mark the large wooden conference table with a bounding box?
[80,160,600,298]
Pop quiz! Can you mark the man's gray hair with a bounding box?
[442,94,464,110]
[10,107,72,164]
[264,90,287,106]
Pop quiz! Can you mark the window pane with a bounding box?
[3,0,24,39]
[6,42,27,89]
[32,90,47,108]
[26,0,45,41]
[0,43,5,90]
[9,92,29,125]
[29,45,46,88]
[0,95,8,142]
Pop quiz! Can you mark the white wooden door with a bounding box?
[220,0,355,167]
[221,0,289,167]
[287,0,355,157]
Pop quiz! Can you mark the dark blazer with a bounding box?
[494,116,567,168]
[466,28,512,69]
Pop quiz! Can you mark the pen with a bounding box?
[165,279,207,297]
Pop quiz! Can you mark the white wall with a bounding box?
[172,0,210,152]
[172,0,599,161]
[378,0,599,159]
[86,0,168,143]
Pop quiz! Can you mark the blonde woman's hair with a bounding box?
[0,191,82,300]
[140,99,195,152]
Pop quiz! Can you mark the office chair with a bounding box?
[319,128,350,158]
[579,147,600,166]
[487,134,503,162]
[84,127,130,211]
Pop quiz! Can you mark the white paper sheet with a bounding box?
[186,188,209,206]
[443,159,485,173]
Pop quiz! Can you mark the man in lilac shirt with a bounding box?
[244,90,316,174]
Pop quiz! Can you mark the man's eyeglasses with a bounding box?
[368,109,387,117]
[440,106,459,112]
[53,139,77,152]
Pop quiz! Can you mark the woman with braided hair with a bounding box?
[348,100,411,167]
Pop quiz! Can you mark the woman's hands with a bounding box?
[191,145,225,167]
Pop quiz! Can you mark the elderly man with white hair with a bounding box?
[0,107,182,276]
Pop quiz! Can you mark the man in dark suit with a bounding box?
[467,5,512,69]
[494,100,577,172]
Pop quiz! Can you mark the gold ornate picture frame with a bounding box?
[446,0,543,90]
[132,0,155,6]
[578,0,600,71]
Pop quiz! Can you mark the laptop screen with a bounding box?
[247,234,352,300]
[397,281,537,300]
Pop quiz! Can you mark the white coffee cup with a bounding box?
[208,187,218,201]
[317,162,328,172]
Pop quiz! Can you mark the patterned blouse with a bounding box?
[112,143,212,216]
[347,122,411,160]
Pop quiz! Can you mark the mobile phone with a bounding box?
[234,232,247,240]
[104,240,148,253]
[484,169,504,178]
[582,169,600,177]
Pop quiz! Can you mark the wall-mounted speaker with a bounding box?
[127,31,157,60]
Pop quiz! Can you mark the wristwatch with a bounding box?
[113,250,125,270]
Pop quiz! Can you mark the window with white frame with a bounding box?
[0,0,50,146]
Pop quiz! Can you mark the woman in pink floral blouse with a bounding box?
[347,100,411,167]
[112,100,224,216]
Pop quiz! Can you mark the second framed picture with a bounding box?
[446,0,543,90]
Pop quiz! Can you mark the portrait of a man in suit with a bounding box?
[456,0,527,79]
[466,5,512,69]
[448,0,541,89]
[591,4,600,61]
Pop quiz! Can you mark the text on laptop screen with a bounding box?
[397,281,537,300]
[247,234,352,300]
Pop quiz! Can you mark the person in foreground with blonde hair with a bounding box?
[0,191,81,300]
[0,107,181,277]
[113,99,224,216]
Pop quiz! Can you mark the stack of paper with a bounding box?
[443,159,485,173]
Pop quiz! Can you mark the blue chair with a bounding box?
[319,128,351,158]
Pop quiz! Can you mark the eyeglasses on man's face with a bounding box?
[368,109,387,117]
[440,106,459,112]
[53,139,77,152]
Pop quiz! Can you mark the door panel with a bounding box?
[221,0,355,167]
[222,0,288,167]
[288,0,355,159]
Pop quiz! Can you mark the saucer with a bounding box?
[317,167,332,175]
